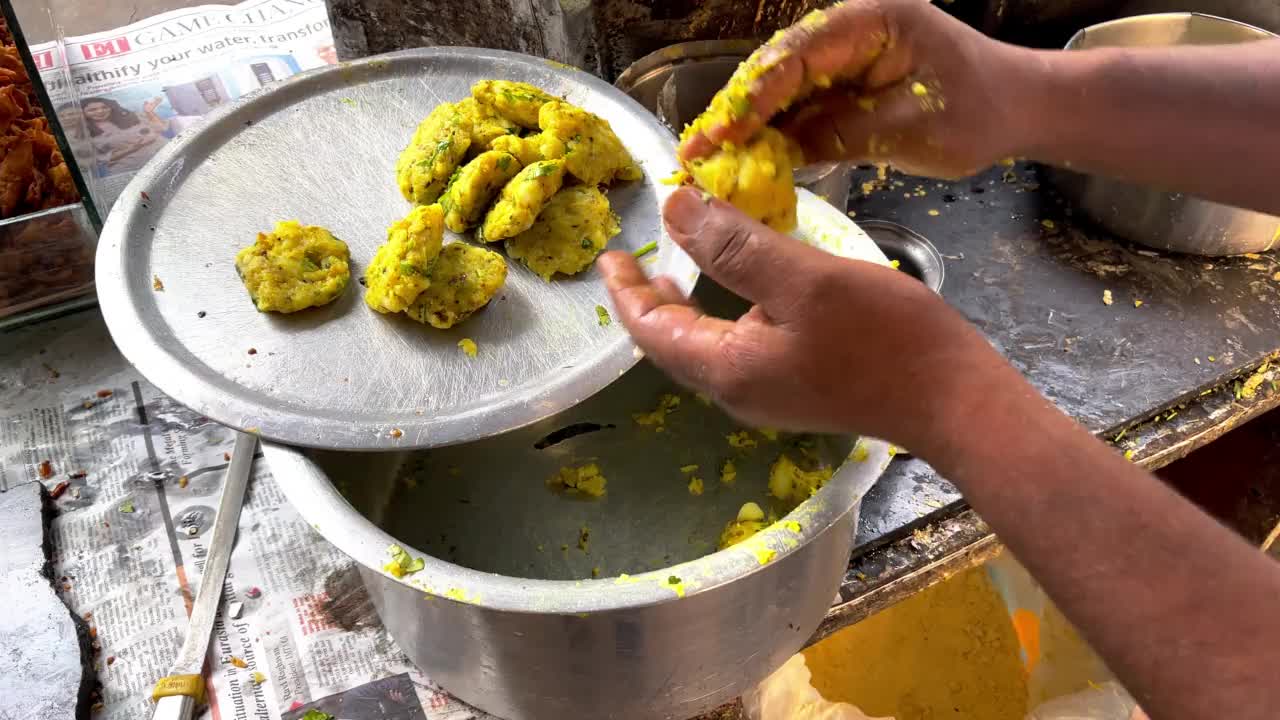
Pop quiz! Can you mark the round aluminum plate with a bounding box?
[96,48,698,450]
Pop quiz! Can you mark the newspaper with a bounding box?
[31,0,339,213]
[1,309,487,719]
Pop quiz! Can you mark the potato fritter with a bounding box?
[478,159,566,242]
[456,97,520,153]
[471,80,556,129]
[440,150,522,233]
[396,102,472,204]
[364,204,445,314]
[235,220,350,313]
[684,127,800,232]
[405,243,507,329]
[489,133,546,167]
[537,100,641,186]
[505,186,620,281]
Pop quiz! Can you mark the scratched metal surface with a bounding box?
[94,48,699,451]
[856,162,1280,435]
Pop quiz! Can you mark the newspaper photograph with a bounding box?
[31,0,338,212]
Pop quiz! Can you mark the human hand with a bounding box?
[678,0,1038,179]
[143,97,164,114]
[600,186,1010,452]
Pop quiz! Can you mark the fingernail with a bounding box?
[664,186,711,237]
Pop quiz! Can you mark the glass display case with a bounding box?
[0,0,100,326]
[0,0,312,327]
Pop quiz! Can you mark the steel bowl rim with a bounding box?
[614,39,760,95]
[95,47,700,452]
[1065,11,1277,49]
[263,436,892,614]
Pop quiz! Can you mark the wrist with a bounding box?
[1002,46,1074,161]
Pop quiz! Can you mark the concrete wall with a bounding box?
[325,0,829,81]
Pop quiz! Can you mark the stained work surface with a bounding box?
[852,161,1280,547]
[862,162,1280,435]
[804,566,1028,720]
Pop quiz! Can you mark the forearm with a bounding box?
[920,363,1280,720]
[1015,39,1280,216]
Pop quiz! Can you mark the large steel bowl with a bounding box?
[261,192,894,719]
[263,356,891,720]
[1047,13,1280,256]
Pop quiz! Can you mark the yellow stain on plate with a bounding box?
[754,547,777,564]
[445,587,479,603]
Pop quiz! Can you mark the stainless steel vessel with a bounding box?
[263,191,894,720]
[264,368,891,720]
[1048,13,1280,256]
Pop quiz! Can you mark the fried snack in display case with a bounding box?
[0,3,100,324]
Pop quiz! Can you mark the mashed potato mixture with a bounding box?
[405,243,507,329]
[364,204,445,314]
[547,463,607,498]
[505,185,620,280]
[678,36,807,233]
[456,97,520,153]
[768,453,834,506]
[441,151,523,232]
[718,501,769,550]
[479,159,566,242]
[489,133,546,167]
[684,127,800,232]
[472,80,557,129]
[397,102,472,205]
[234,220,350,313]
[537,101,642,186]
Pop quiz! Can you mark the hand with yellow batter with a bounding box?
[679,0,1025,179]
[681,0,1280,214]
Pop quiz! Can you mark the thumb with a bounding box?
[663,186,828,317]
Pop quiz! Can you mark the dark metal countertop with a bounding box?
[817,162,1280,640]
